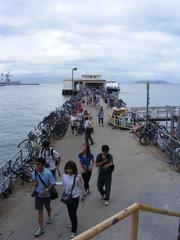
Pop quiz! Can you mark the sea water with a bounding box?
[0,83,179,165]
[0,84,67,165]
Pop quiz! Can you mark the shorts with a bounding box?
[35,196,51,211]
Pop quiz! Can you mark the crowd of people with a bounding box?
[31,88,114,239]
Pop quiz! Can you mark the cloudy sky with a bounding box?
[0,0,180,83]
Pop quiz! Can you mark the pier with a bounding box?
[1,98,180,239]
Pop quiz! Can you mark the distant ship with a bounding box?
[0,72,39,86]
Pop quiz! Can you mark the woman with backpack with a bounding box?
[78,144,94,198]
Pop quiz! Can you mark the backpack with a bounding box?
[40,147,55,159]
[40,147,59,168]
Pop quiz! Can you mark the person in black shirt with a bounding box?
[96,145,113,206]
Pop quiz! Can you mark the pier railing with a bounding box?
[0,141,32,196]
[73,203,180,240]
[130,106,180,123]
[158,129,180,168]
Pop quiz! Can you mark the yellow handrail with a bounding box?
[73,203,180,240]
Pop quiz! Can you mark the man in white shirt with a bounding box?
[84,117,94,145]
[70,113,78,135]
[39,140,61,179]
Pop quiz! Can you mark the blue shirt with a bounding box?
[78,153,94,170]
[32,168,56,198]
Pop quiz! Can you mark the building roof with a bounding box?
[64,79,106,83]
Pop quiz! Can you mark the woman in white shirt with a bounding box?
[62,161,84,239]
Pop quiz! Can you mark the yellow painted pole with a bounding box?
[73,203,139,240]
[73,203,180,240]
[131,210,139,240]
[139,203,180,218]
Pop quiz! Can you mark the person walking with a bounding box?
[98,106,104,126]
[70,113,78,135]
[96,145,114,206]
[84,117,94,145]
[32,157,56,237]
[78,144,94,198]
[39,140,61,179]
[62,161,85,239]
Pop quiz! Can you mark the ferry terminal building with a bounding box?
[62,74,119,95]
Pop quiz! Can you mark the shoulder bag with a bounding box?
[61,175,76,204]
[36,172,58,200]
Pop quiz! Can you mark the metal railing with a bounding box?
[158,129,180,169]
[74,203,180,240]
[0,141,32,196]
[109,114,133,130]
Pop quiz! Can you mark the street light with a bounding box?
[72,67,77,94]
[146,82,150,123]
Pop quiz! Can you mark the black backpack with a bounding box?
[40,147,55,159]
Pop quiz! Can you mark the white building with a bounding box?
[62,74,119,95]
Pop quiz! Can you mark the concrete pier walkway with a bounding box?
[1,100,180,240]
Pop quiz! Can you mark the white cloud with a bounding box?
[0,0,180,82]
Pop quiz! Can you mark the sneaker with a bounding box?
[34,228,44,237]
[70,232,76,239]
[104,200,109,206]
[46,216,52,224]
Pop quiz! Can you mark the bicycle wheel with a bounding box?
[37,121,45,130]
[19,164,34,182]
[18,139,29,148]
[11,162,34,183]
[158,125,168,139]
[53,123,68,139]
[53,127,66,139]
[139,134,151,145]
[134,126,144,137]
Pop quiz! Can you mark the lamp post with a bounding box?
[146,82,150,123]
[72,67,77,95]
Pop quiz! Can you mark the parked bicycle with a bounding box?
[11,157,35,183]
[139,124,168,145]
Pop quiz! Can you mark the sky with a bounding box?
[0,0,180,83]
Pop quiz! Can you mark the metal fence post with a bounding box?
[131,210,139,240]
[20,149,23,164]
[177,218,180,240]
[9,159,12,191]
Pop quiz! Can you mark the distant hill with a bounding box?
[134,80,169,84]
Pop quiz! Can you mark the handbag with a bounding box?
[50,187,59,200]
[61,175,76,204]
[36,172,59,200]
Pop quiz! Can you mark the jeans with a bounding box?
[97,171,112,201]
[82,170,92,191]
[66,197,79,233]
[98,118,104,125]
[85,132,94,145]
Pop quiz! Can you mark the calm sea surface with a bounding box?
[0,83,179,165]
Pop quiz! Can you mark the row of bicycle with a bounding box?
[131,121,180,171]
[0,97,77,197]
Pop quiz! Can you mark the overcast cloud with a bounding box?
[0,0,180,82]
